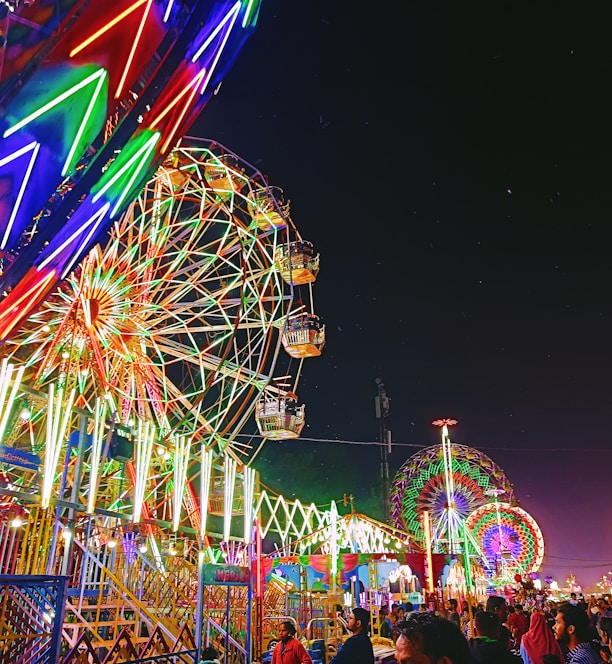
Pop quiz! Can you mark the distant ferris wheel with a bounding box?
[388,421,515,553]
[466,501,545,579]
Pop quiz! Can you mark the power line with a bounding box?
[236,432,612,454]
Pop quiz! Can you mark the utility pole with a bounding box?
[374,377,391,517]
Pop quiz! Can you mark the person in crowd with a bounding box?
[200,645,221,664]
[271,621,313,664]
[446,598,461,628]
[597,616,612,662]
[485,595,512,649]
[379,605,392,638]
[509,603,531,643]
[329,607,374,664]
[393,612,472,664]
[469,610,523,663]
[554,603,604,664]
[520,611,566,664]
[590,599,610,631]
[389,603,401,625]
[545,605,559,632]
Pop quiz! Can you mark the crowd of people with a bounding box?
[388,593,612,664]
[262,593,612,664]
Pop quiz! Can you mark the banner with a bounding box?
[0,445,40,470]
[202,564,250,585]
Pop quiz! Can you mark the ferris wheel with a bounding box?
[388,422,514,554]
[0,140,302,520]
[465,501,545,581]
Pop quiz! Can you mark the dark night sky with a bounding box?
[198,1,612,589]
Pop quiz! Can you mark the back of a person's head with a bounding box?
[405,602,415,612]
[393,612,471,664]
[599,616,612,640]
[558,603,591,641]
[474,611,501,639]
[542,655,562,664]
[200,645,219,662]
[485,595,506,613]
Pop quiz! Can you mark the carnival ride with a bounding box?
[0,0,262,338]
[0,5,548,661]
[0,3,328,660]
[0,130,330,661]
[465,501,545,582]
[388,420,545,594]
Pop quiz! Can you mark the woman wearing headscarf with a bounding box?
[520,611,566,664]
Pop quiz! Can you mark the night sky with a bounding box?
[198,2,612,589]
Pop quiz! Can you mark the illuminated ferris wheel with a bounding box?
[465,501,545,581]
[388,421,515,554]
[1,140,296,514]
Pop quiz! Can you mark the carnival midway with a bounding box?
[0,2,587,664]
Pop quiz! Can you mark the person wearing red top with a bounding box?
[508,604,530,643]
[271,621,313,664]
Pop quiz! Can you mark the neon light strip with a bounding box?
[196,5,240,97]
[329,501,338,585]
[62,69,108,175]
[92,132,160,213]
[3,68,108,138]
[242,0,255,28]
[0,141,40,250]
[163,0,174,23]
[115,0,153,98]
[243,466,255,543]
[42,384,76,509]
[87,398,107,514]
[0,360,25,444]
[69,0,149,57]
[159,70,207,153]
[133,419,155,523]
[223,456,236,541]
[149,68,206,128]
[172,434,192,532]
[191,2,240,63]
[37,202,111,273]
[0,270,57,341]
[423,510,434,592]
[199,447,213,539]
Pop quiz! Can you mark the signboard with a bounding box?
[0,445,40,470]
[202,564,250,585]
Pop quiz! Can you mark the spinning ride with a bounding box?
[0,0,261,338]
